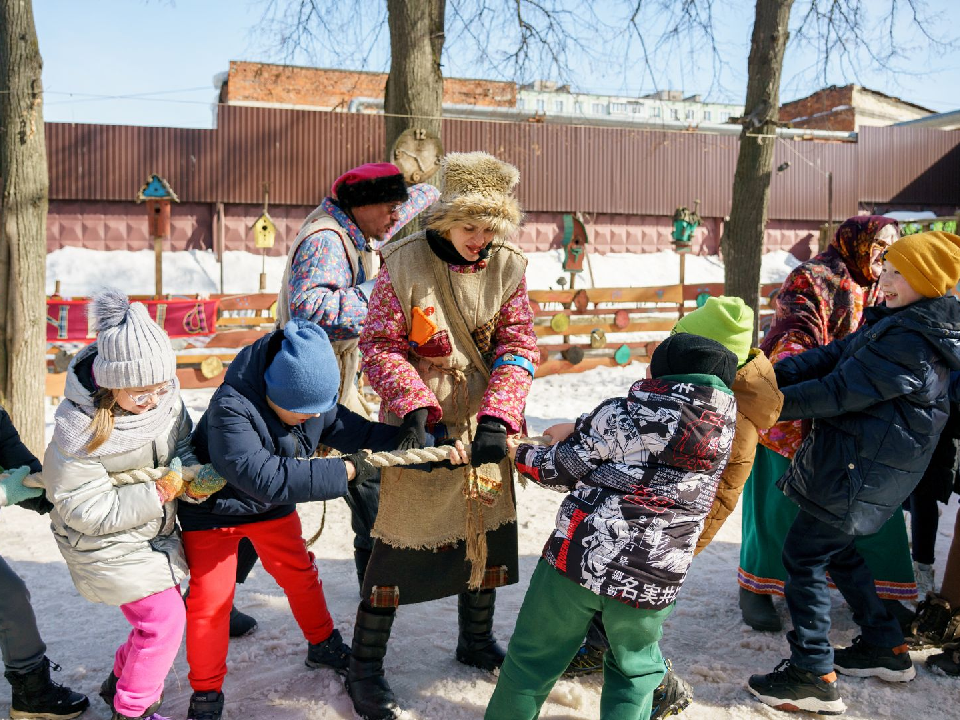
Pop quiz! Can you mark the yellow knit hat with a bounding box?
[885,231,960,298]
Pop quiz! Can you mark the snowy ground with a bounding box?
[6,244,956,718]
[1,364,957,720]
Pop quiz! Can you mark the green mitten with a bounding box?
[185,463,227,501]
[0,466,41,507]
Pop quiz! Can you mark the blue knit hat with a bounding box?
[264,320,339,414]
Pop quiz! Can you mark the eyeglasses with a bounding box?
[124,381,174,406]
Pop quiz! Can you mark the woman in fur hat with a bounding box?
[352,151,539,720]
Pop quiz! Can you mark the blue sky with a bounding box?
[35,0,960,129]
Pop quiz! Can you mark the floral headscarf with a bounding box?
[758,215,899,458]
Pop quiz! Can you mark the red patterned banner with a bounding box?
[47,298,220,342]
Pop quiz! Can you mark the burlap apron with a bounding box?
[365,233,527,600]
[276,207,373,416]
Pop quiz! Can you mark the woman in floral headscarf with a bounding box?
[737,215,917,631]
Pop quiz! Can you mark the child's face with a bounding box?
[113,381,174,415]
[266,396,319,426]
[879,259,924,308]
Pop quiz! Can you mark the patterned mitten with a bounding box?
[0,466,41,507]
[184,464,227,501]
[155,457,185,503]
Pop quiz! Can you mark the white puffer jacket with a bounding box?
[44,349,194,606]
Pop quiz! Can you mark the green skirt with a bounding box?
[738,445,916,602]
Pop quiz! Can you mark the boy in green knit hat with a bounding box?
[564,296,784,720]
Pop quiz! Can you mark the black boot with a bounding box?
[456,589,507,671]
[99,671,162,717]
[346,603,400,720]
[739,587,782,632]
[228,606,258,638]
[186,690,224,720]
[4,657,90,720]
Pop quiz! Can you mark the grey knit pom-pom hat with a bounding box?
[89,288,176,389]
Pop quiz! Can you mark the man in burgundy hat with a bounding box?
[273,162,439,588]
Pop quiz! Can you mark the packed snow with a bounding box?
[3,246,956,719]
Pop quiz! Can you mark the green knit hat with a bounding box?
[672,295,753,366]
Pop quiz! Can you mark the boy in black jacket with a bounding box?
[748,231,960,715]
[0,406,89,719]
[180,319,411,720]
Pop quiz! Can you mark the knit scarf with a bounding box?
[54,344,181,458]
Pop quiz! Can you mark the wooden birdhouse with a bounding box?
[252,212,277,249]
[136,174,179,238]
[561,214,589,273]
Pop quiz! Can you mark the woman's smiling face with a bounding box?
[447,223,496,262]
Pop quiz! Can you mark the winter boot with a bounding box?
[563,614,609,677]
[909,592,959,649]
[650,660,693,720]
[739,587,781,632]
[305,628,351,674]
[4,657,90,720]
[913,562,936,602]
[186,690,224,720]
[346,604,401,720]
[456,589,507,671]
[881,598,916,636]
[99,670,163,717]
[747,660,846,715]
[228,606,258,638]
[927,641,960,676]
[833,635,915,682]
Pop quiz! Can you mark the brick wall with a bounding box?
[779,85,856,131]
[221,61,516,110]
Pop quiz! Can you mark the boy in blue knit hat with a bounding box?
[179,319,417,720]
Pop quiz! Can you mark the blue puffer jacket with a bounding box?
[775,296,960,535]
[179,330,399,531]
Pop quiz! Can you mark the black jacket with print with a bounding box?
[515,375,737,610]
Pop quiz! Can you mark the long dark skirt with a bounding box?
[361,521,519,606]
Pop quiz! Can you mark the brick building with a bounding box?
[779,84,933,131]
[219,60,516,111]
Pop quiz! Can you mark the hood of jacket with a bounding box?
[864,296,960,372]
[733,349,783,431]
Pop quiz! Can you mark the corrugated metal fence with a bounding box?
[46,105,960,221]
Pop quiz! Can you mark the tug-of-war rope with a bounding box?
[21,435,554,547]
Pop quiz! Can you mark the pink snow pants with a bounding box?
[113,586,186,716]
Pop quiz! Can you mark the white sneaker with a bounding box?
[914,562,936,603]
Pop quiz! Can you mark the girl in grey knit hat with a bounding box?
[42,288,198,720]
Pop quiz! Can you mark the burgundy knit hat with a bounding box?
[331,163,408,208]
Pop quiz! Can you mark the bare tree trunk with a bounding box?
[0,0,48,454]
[384,0,445,161]
[721,0,793,342]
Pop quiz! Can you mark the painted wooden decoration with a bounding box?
[136,174,179,238]
[392,128,443,183]
[200,356,224,379]
[561,214,589,273]
[614,309,630,329]
[614,344,631,365]
[590,328,606,348]
[550,313,571,333]
[562,347,584,364]
[252,212,277,249]
[573,289,589,312]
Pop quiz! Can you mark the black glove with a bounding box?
[396,408,429,451]
[18,495,54,515]
[471,417,509,467]
[343,451,378,484]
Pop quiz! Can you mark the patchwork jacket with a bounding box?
[515,375,737,610]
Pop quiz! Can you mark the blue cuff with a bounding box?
[491,353,536,377]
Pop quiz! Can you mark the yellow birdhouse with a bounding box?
[252,213,277,249]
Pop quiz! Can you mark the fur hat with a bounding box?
[885,231,960,298]
[673,296,754,366]
[264,320,339,414]
[332,162,408,208]
[649,333,737,389]
[89,288,176,389]
[422,152,523,240]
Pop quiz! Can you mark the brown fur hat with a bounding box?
[423,152,523,240]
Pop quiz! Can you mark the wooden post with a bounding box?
[154,236,163,298]
[678,252,687,317]
[260,250,267,292]
[216,202,225,294]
